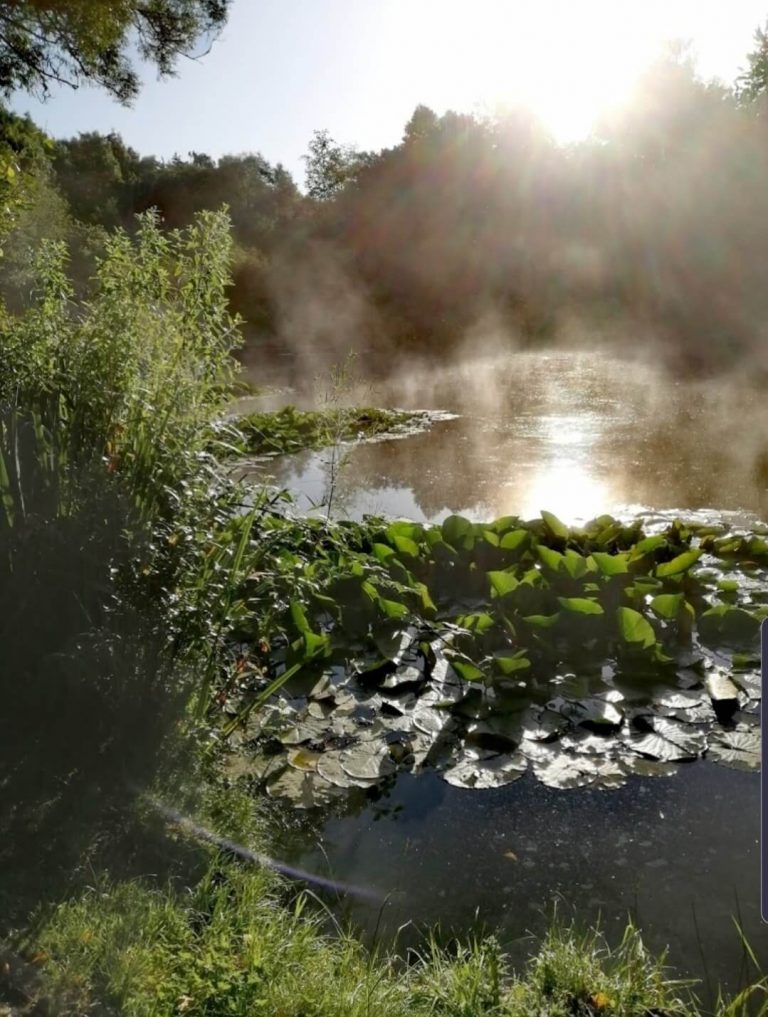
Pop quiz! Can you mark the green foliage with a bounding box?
[33,865,733,1017]
[236,405,426,456]
[0,1,230,104]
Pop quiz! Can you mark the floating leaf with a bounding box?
[339,742,396,780]
[488,571,519,597]
[443,753,527,789]
[591,552,629,576]
[707,727,760,771]
[655,549,701,577]
[616,607,656,648]
[500,529,528,551]
[541,510,569,540]
[705,672,740,702]
[558,597,604,616]
[650,594,684,619]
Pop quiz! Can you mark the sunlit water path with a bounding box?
[247,351,768,525]
[242,351,767,993]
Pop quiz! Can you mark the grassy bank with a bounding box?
[13,843,765,1017]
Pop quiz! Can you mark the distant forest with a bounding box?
[5,44,768,379]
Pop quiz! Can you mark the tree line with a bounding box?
[5,22,768,377]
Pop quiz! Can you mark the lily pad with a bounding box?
[443,753,527,789]
[706,727,760,771]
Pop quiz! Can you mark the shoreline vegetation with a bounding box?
[0,212,765,1016]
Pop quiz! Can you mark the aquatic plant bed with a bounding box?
[233,405,440,456]
[219,511,763,804]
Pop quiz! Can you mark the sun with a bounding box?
[406,1,665,144]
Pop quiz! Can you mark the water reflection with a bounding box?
[247,351,768,524]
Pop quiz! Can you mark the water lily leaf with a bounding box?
[621,731,693,762]
[630,535,666,558]
[500,529,528,551]
[541,510,569,540]
[655,549,701,577]
[443,753,527,789]
[287,747,321,771]
[413,582,436,615]
[698,606,759,645]
[488,570,519,597]
[372,542,396,563]
[452,659,485,682]
[705,672,740,702]
[391,533,420,558]
[523,612,561,628]
[537,545,564,572]
[560,728,614,755]
[495,654,531,675]
[571,697,623,728]
[650,593,684,619]
[707,727,760,771]
[316,751,380,788]
[413,706,451,737]
[266,768,332,808]
[558,597,604,615]
[590,758,628,790]
[533,752,595,789]
[521,705,569,740]
[458,611,495,634]
[617,607,656,648]
[380,665,423,689]
[562,550,591,579]
[442,514,473,548]
[340,742,396,780]
[380,598,409,620]
[374,626,418,664]
[619,756,679,779]
[591,552,629,576]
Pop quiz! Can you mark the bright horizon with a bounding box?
[9,0,768,183]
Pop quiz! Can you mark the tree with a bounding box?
[303,129,362,201]
[0,1,230,104]
[737,20,768,102]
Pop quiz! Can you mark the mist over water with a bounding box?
[248,350,768,526]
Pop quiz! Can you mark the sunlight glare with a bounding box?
[397,1,681,143]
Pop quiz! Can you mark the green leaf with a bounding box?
[380,598,409,620]
[536,545,564,572]
[482,529,500,547]
[500,528,528,551]
[452,659,485,681]
[495,655,531,674]
[655,549,701,577]
[650,593,684,619]
[591,552,629,576]
[616,607,656,648]
[488,570,519,597]
[522,613,561,628]
[541,510,569,540]
[391,533,419,558]
[562,549,591,579]
[558,597,604,615]
[414,581,436,615]
[458,612,495,633]
[372,542,396,563]
[290,601,310,633]
[442,514,473,547]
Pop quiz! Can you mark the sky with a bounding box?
[10,0,768,185]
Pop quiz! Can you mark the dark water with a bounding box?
[244,351,767,992]
[248,351,768,525]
